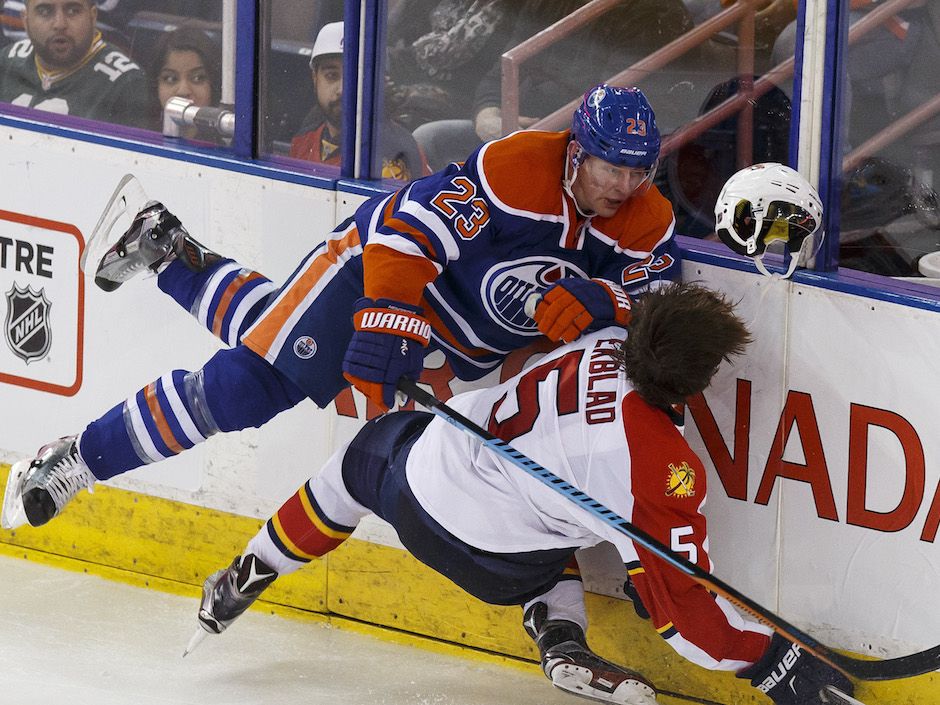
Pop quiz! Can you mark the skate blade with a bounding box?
[550,664,657,705]
[822,685,867,705]
[182,626,210,657]
[80,174,150,276]
[1,459,31,530]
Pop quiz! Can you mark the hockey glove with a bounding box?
[342,297,431,410]
[533,277,632,343]
[738,634,855,705]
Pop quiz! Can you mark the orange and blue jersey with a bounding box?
[76,131,680,483]
[353,129,679,379]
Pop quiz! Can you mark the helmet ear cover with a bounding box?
[570,142,587,170]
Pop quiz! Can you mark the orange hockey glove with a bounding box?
[533,277,632,343]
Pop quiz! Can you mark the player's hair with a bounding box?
[616,282,751,409]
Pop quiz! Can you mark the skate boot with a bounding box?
[94,201,219,291]
[524,602,658,705]
[1,436,95,528]
[196,553,278,635]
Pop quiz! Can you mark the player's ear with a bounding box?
[565,139,578,164]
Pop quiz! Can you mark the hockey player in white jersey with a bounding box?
[188,282,855,705]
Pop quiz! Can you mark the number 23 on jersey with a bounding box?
[430,176,490,240]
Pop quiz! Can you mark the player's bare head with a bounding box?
[23,0,97,71]
[617,282,751,408]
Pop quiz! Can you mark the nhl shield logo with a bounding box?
[4,284,52,363]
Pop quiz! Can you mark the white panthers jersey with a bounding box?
[407,328,641,555]
[406,326,772,671]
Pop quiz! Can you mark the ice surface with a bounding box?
[0,555,572,705]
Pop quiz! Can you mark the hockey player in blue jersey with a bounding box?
[2,83,681,530]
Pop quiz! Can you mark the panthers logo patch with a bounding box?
[666,462,695,498]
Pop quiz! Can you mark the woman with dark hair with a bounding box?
[149,25,222,142]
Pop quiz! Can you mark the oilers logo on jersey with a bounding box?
[481,257,588,335]
[292,336,317,359]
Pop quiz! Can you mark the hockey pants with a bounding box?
[244,411,586,621]
[79,258,308,480]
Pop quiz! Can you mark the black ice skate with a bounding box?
[524,602,658,705]
[1,436,95,529]
[185,552,278,654]
[94,201,219,291]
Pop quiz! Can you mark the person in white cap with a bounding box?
[289,21,430,181]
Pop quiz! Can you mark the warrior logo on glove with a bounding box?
[357,309,432,341]
[342,298,431,411]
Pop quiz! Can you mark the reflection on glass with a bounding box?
[262,2,427,184]
[837,1,940,279]
[387,1,797,228]
[0,0,227,143]
[150,25,224,144]
[653,1,796,241]
[260,0,339,173]
[0,0,151,128]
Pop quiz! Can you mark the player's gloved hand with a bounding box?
[533,277,632,343]
[342,297,431,410]
[738,634,855,705]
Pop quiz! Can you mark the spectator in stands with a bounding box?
[413,0,694,170]
[149,25,221,142]
[289,21,429,182]
[385,0,517,133]
[0,0,151,127]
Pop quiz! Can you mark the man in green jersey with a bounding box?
[0,0,151,128]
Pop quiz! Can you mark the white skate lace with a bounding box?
[43,455,94,511]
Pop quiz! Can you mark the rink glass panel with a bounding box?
[0,3,937,296]
[257,0,346,181]
[0,2,230,146]
[836,3,940,279]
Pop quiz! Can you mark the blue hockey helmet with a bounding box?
[571,84,661,170]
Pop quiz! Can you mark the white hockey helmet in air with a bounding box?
[714,162,823,278]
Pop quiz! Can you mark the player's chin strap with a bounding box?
[753,231,821,280]
[563,144,597,219]
[397,378,940,683]
[754,252,800,279]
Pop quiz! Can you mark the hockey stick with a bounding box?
[398,378,940,682]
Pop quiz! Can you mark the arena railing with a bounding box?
[522,0,760,168]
